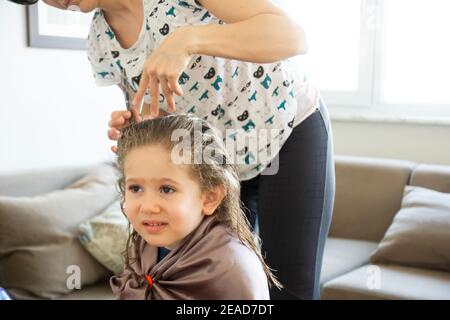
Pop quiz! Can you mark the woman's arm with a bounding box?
[132,0,307,116]
[185,0,307,63]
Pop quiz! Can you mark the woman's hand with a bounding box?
[107,109,169,153]
[108,110,133,153]
[132,26,194,118]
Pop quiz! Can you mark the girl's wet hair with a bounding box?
[115,113,282,289]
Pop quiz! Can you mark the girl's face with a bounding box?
[124,144,224,250]
[42,0,99,13]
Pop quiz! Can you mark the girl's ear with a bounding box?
[202,185,227,215]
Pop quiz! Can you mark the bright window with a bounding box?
[283,0,362,92]
[379,0,450,105]
[278,0,450,119]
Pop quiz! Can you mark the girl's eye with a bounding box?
[160,186,175,194]
[127,185,142,193]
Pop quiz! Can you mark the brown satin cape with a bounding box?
[110,216,270,300]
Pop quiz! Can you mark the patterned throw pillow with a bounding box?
[78,200,130,275]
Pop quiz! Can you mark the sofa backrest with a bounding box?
[410,164,450,193]
[2,158,448,244]
[329,156,416,242]
[0,165,97,197]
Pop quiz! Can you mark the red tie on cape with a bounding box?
[145,275,153,289]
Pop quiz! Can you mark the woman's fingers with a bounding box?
[133,71,149,114]
[149,75,160,118]
[107,128,122,141]
[168,75,184,97]
[142,114,155,121]
[131,106,141,123]
[135,63,184,117]
[160,79,176,113]
[111,146,118,154]
[109,111,132,130]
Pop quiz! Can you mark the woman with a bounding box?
[41,0,335,299]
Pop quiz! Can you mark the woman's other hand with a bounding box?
[108,110,133,153]
[107,109,169,153]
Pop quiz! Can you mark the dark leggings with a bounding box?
[241,98,335,300]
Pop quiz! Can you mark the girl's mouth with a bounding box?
[142,221,168,233]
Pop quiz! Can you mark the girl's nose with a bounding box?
[139,193,162,214]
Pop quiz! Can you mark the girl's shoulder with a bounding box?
[209,224,266,275]
[199,220,252,261]
[192,222,269,299]
[215,230,270,299]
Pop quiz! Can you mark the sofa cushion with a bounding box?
[78,200,129,275]
[56,282,115,300]
[320,238,378,285]
[331,156,415,242]
[0,164,119,299]
[370,186,450,272]
[321,264,450,300]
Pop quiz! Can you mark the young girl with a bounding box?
[110,114,281,299]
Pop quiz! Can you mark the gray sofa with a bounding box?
[321,156,450,299]
[1,155,449,299]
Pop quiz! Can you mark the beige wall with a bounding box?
[0,2,121,174]
[331,120,450,166]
